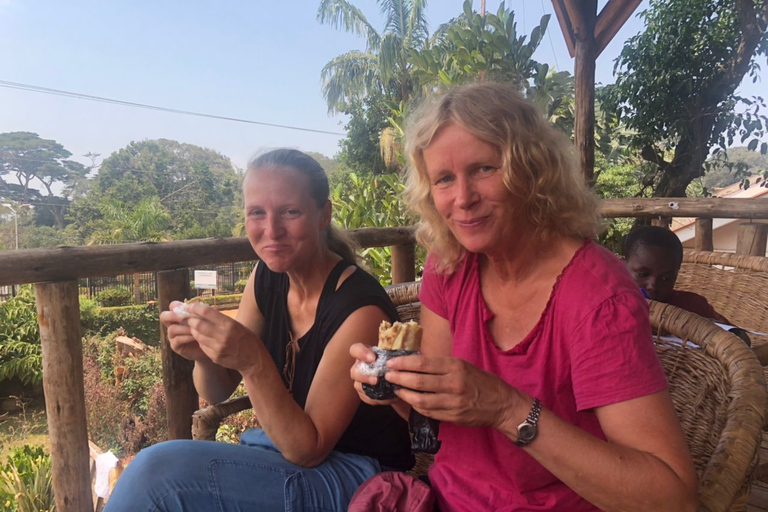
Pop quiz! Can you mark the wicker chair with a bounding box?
[677,250,768,360]
[190,282,767,512]
[650,300,766,512]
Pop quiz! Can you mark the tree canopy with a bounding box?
[605,0,768,197]
[0,131,88,228]
[67,139,241,244]
[318,0,429,114]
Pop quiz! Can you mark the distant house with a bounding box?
[671,174,768,256]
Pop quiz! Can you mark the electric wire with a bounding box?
[0,80,345,136]
[540,0,561,71]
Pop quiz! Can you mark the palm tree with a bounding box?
[317,0,429,114]
[88,197,172,245]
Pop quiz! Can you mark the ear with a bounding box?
[320,200,332,230]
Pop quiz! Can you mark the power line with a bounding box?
[540,0,560,71]
[0,80,346,136]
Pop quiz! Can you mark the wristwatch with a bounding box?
[512,398,542,447]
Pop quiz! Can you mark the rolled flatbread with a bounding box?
[378,320,422,351]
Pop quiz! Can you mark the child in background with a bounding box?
[623,226,730,323]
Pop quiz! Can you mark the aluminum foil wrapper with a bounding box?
[409,409,441,454]
[358,347,415,400]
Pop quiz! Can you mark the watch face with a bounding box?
[518,423,537,443]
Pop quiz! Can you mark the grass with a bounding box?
[0,397,49,464]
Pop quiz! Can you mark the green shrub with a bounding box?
[234,280,248,293]
[79,296,99,323]
[83,336,167,457]
[121,348,163,416]
[331,171,424,284]
[0,445,54,512]
[81,304,160,345]
[0,286,42,386]
[215,383,258,444]
[198,294,242,308]
[95,286,132,307]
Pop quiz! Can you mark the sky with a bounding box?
[0,1,764,172]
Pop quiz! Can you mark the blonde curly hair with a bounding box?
[404,82,602,274]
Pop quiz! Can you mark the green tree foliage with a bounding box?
[703,146,768,188]
[411,1,549,92]
[331,171,421,282]
[87,197,173,244]
[317,0,429,113]
[68,139,241,242]
[0,132,87,229]
[336,94,397,177]
[20,226,67,249]
[593,153,651,252]
[604,0,768,197]
[0,287,42,386]
[318,0,430,176]
[409,3,629,165]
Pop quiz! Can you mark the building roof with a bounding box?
[671,175,768,240]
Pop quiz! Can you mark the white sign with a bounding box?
[194,270,218,290]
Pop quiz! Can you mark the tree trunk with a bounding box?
[653,109,715,197]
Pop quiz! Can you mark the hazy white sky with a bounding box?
[0,1,763,171]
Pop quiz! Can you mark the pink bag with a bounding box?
[348,471,435,512]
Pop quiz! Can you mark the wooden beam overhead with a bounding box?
[595,0,642,57]
[551,0,576,57]
[564,0,591,40]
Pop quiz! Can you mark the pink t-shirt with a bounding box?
[420,241,668,512]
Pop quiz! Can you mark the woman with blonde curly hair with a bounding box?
[351,83,696,511]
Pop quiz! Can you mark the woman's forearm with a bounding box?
[238,342,344,467]
[503,407,697,512]
[193,360,240,404]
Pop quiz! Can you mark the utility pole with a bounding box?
[2,202,32,297]
[2,203,33,249]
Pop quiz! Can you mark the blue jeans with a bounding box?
[103,429,381,512]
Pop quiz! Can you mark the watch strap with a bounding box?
[512,397,541,447]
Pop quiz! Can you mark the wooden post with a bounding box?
[133,273,141,304]
[736,223,768,256]
[34,280,93,512]
[573,0,597,183]
[391,243,416,284]
[157,268,197,439]
[694,218,714,251]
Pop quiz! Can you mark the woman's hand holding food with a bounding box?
[385,354,526,429]
[349,342,401,406]
[161,301,262,374]
[159,301,211,363]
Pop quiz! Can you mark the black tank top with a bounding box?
[255,260,414,470]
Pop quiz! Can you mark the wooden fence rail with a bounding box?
[3,198,768,512]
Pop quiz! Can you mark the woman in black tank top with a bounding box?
[105,149,412,512]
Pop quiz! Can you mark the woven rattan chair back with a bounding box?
[677,250,768,344]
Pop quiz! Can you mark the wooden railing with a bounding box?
[1,198,767,512]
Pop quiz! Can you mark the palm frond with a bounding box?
[321,51,381,113]
[317,0,381,49]
[379,33,405,83]
[380,0,408,38]
[406,0,430,48]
